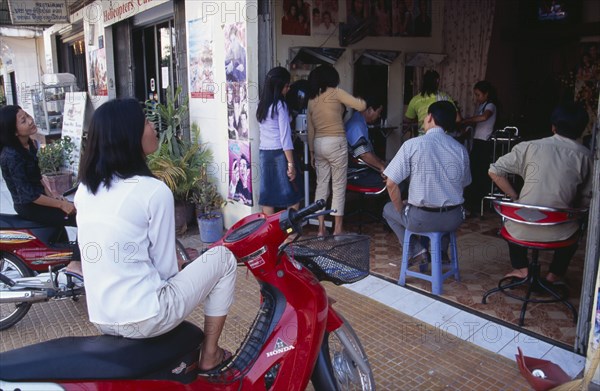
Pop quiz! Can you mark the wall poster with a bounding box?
[228,140,253,206]
[89,48,108,96]
[573,42,599,148]
[282,0,312,35]
[312,0,338,36]
[189,18,215,99]
[345,0,432,37]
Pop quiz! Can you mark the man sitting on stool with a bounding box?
[345,96,387,173]
[383,101,471,264]
[489,103,592,284]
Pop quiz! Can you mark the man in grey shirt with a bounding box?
[383,101,471,262]
[489,103,592,284]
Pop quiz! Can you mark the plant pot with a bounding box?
[42,172,73,197]
[198,211,224,243]
[174,201,195,235]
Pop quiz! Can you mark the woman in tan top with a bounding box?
[307,65,366,235]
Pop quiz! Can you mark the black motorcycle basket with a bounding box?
[284,235,370,285]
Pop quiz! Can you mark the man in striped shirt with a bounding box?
[383,101,471,262]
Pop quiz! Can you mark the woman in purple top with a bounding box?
[256,67,303,214]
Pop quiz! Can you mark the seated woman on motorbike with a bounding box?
[74,98,237,372]
[0,105,82,277]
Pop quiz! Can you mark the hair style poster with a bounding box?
[226,82,249,141]
[188,18,215,99]
[89,48,108,96]
[573,42,599,145]
[282,0,312,36]
[312,0,338,36]
[228,140,253,206]
[224,22,247,83]
[346,0,431,37]
[594,288,600,349]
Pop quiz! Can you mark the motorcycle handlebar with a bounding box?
[291,199,326,225]
[279,199,327,234]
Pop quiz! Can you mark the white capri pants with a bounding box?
[95,246,237,339]
[314,136,348,216]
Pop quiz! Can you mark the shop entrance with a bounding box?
[132,19,177,104]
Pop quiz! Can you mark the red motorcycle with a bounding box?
[0,200,375,390]
[0,212,190,331]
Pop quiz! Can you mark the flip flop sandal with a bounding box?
[198,348,233,374]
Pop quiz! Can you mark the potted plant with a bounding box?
[147,120,213,234]
[37,136,76,197]
[192,179,228,243]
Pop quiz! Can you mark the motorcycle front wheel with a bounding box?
[0,252,33,330]
[313,313,376,391]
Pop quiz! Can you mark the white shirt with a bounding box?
[74,176,178,325]
[473,102,497,140]
[384,127,471,207]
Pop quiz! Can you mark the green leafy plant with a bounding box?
[192,178,229,219]
[144,86,188,159]
[147,124,212,203]
[37,136,75,175]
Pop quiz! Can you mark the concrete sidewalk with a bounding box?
[0,267,531,390]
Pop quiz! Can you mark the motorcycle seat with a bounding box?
[0,321,205,381]
[0,213,45,229]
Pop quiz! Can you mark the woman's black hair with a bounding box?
[0,105,24,152]
[256,66,291,122]
[307,65,340,99]
[473,80,497,104]
[78,98,154,194]
[421,70,440,97]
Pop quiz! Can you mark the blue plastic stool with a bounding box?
[398,230,460,295]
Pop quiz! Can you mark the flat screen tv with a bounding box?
[535,0,581,24]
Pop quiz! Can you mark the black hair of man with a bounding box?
[550,102,589,140]
[427,100,456,131]
[362,94,382,111]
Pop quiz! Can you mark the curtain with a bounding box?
[438,0,496,119]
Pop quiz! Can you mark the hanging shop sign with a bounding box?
[102,0,169,27]
[7,0,68,24]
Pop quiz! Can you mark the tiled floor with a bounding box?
[343,196,585,347]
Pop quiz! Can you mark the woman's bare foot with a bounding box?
[199,347,231,371]
[504,268,528,279]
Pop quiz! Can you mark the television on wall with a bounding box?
[535,0,581,24]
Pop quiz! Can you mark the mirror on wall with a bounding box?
[353,50,400,121]
[288,47,346,82]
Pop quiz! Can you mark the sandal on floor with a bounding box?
[198,348,233,374]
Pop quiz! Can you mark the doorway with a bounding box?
[132,19,177,104]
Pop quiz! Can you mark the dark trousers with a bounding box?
[508,242,578,277]
[14,203,80,262]
[465,139,492,211]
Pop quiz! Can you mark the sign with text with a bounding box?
[8,0,68,24]
[62,92,87,175]
[102,0,169,27]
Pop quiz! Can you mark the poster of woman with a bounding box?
[312,0,338,36]
[282,0,311,36]
[224,22,247,83]
[228,140,253,206]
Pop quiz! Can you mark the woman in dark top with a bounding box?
[0,105,81,275]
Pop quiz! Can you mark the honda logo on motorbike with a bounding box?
[266,338,295,357]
